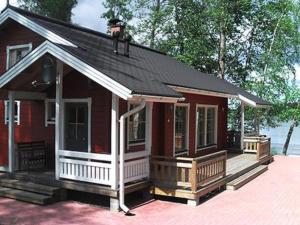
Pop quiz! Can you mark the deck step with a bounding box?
[226,165,268,191]
[0,179,61,196]
[0,187,55,205]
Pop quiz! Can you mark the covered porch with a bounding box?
[0,52,155,210]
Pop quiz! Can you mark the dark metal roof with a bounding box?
[7,6,270,105]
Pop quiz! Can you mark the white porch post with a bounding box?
[145,102,153,178]
[111,93,119,190]
[8,91,15,173]
[55,60,64,180]
[240,102,245,152]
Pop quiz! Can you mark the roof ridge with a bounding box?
[6,5,166,55]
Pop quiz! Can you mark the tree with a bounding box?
[276,82,300,155]
[134,0,170,48]
[101,0,134,33]
[18,0,78,22]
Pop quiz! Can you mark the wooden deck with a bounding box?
[151,151,273,205]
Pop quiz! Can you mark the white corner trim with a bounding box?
[0,9,77,47]
[238,94,257,107]
[0,41,133,100]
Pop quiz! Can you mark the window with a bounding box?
[4,101,21,125]
[196,105,218,150]
[45,99,56,126]
[174,104,189,156]
[6,43,32,69]
[128,104,146,145]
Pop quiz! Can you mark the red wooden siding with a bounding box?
[47,70,112,154]
[151,93,228,157]
[0,20,47,166]
[0,20,45,75]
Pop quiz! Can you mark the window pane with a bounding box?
[5,101,19,123]
[175,106,187,152]
[129,105,146,143]
[8,47,30,68]
[197,107,205,148]
[47,102,56,122]
[207,108,216,145]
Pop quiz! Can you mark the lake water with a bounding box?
[261,122,300,155]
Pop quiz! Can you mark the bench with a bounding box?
[16,141,48,171]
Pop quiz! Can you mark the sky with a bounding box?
[1,0,300,82]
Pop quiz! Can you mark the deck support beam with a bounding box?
[111,93,119,190]
[55,60,64,180]
[241,102,245,152]
[8,91,15,172]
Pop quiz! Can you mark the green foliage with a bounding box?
[18,0,78,22]
[101,0,134,33]
[102,0,300,134]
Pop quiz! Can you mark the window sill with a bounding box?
[174,150,189,157]
[128,141,146,147]
[196,145,217,152]
[45,121,55,127]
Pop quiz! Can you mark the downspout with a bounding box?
[119,100,146,215]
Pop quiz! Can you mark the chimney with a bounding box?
[124,34,132,57]
[109,18,125,54]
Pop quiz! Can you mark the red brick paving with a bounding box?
[0,156,299,225]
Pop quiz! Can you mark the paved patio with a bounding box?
[0,155,299,225]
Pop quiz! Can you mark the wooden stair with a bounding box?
[0,178,66,205]
[226,165,268,190]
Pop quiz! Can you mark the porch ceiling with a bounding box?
[2,56,73,93]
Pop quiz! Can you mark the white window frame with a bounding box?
[6,43,33,70]
[173,103,190,157]
[195,104,218,152]
[45,98,92,152]
[4,100,21,125]
[45,99,56,126]
[127,102,146,148]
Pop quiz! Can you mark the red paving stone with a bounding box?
[0,155,299,225]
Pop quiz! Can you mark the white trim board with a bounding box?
[0,9,76,47]
[173,103,190,157]
[0,41,133,100]
[195,104,218,153]
[45,98,92,153]
[169,85,268,108]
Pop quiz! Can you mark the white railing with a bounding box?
[124,157,149,183]
[58,150,150,186]
[58,150,112,186]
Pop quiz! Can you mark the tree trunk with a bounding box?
[283,120,297,155]
[218,25,226,79]
[149,0,161,48]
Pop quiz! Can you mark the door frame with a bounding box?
[62,98,92,153]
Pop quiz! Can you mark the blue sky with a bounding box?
[1,0,300,82]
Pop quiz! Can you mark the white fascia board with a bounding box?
[0,41,133,100]
[238,94,257,107]
[131,94,184,103]
[169,85,237,99]
[0,9,77,47]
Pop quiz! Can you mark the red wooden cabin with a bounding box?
[0,6,272,211]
